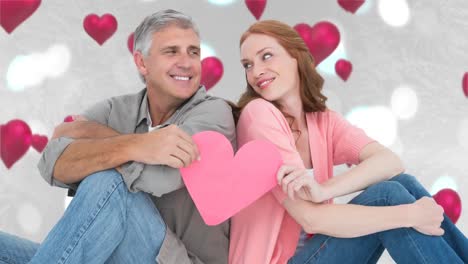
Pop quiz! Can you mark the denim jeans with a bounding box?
[288,174,468,264]
[0,169,166,264]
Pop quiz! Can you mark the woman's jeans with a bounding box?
[289,174,468,264]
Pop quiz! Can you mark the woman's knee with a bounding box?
[390,173,418,187]
[357,181,416,206]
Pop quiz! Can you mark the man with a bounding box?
[0,9,235,263]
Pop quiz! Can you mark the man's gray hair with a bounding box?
[133,9,199,83]
[134,9,199,57]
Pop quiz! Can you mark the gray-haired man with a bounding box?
[0,10,235,264]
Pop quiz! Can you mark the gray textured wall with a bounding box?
[1,0,467,263]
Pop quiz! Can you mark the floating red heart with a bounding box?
[338,0,365,14]
[463,72,468,98]
[31,134,48,153]
[245,0,267,20]
[335,59,353,81]
[63,115,74,123]
[0,0,41,34]
[127,32,134,54]
[180,131,282,225]
[294,22,340,66]
[201,57,224,90]
[83,13,118,45]
[1,119,32,169]
[433,188,462,224]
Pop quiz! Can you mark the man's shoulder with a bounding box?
[184,92,232,115]
[107,88,146,106]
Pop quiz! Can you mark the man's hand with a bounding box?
[277,165,328,203]
[130,125,200,168]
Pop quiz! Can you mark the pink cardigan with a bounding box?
[229,99,374,264]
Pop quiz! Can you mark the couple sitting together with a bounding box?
[0,9,466,264]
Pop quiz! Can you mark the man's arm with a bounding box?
[119,98,236,197]
[52,124,199,184]
[37,99,115,187]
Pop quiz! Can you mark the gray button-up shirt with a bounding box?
[37,87,236,264]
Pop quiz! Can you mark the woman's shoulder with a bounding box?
[312,109,344,123]
[241,98,282,117]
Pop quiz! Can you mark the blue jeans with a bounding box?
[0,170,166,264]
[289,174,468,264]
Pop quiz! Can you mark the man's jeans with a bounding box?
[289,174,468,264]
[0,169,166,264]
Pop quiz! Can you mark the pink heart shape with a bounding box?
[337,0,365,14]
[201,57,224,91]
[180,131,283,226]
[0,0,41,34]
[335,59,353,81]
[294,22,341,66]
[245,0,267,20]
[31,134,48,153]
[127,32,134,54]
[83,13,118,45]
[462,72,468,98]
[1,119,32,169]
[433,188,461,224]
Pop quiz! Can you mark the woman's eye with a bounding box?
[263,53,272,60]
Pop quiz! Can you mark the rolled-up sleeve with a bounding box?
[121,98,236,197]
[37,137,75,188]
[36,99,112,188]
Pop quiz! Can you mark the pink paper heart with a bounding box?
[462,72,468,98]
[201,57,224,90]
[127,32,134,54]
[335,59,353,81]
[433,188,461,224]
[245,0,267,20]
[338,0,365,14]
[83,13,118,45]
[1,119,32,169]
[180,131,283,226]
[0,0,41,34]
[294,22,340,66]
[31,134,48,153]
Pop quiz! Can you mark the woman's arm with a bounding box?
[278,143,405,203]
[283,197,444,238]
[321,142,405,201]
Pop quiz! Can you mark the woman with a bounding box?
[229,20,467,264]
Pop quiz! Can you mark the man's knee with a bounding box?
[77,169,124,195]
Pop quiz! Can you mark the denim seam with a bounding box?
[302,237,331,264]
[405,228,429,264]
[58,179,125,264]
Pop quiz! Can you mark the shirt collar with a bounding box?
[136,86,208,127]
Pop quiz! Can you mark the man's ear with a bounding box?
[134,51,148,76]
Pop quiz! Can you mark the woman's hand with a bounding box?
[409,197,445,236]
[276,165,328,203]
